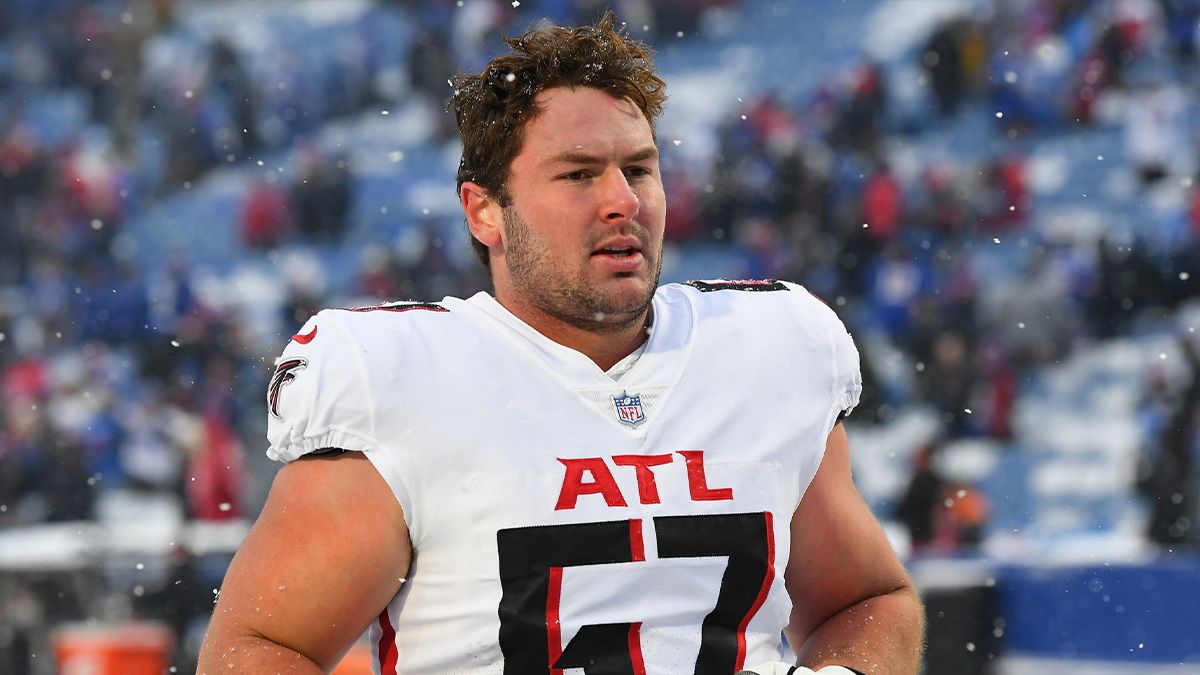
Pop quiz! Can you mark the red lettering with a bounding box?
[555,458,628,510]
[677,450,734,501]
[612,454,673,504]
[629,518,645,562]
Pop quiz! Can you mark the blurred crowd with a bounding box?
[880,0,1200,551]
[4,0,1200,669]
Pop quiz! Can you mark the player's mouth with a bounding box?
[594,244,639,258]
[592,234,645,257]
[591,240,646,272]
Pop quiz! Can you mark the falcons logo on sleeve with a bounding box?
[269,358,307,419]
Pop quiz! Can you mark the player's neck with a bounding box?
[569,317,651,372]
[495,296,651,371]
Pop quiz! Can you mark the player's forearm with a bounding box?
[793,585,925,675]
[197,634,327,675]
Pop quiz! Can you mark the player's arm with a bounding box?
[197,452,410,674]
[783,422,924,675]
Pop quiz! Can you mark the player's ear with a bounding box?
[462,182,502,249]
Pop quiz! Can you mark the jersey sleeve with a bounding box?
[787,283,862,425]
[828,306,862,421]
[265,311,378,463]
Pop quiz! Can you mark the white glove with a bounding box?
[737,664,862,675]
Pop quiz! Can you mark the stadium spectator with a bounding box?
[291,141,352,241]
[185,410,246,521]
[238,178,294,249]
[208,37,259,154]
[895,444,945,550]
[1140,334,1200,546]
[924,19,966,117]
[917,330,978,438]
[933,481,990,550]
[859,161,902,247]
[833,61,887,153]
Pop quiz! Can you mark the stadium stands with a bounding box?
[2,0,1200,672]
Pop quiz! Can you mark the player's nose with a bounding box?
[597,170,640,224]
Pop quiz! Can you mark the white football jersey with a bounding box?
[266,280,861,675]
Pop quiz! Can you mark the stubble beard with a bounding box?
[502,205,661,334]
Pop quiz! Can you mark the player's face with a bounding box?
[493,86,666,332]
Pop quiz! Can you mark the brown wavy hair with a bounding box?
[449,11,667,268]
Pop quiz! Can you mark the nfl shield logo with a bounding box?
[612,393,646,427]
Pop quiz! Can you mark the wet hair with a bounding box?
[449,11,667,268]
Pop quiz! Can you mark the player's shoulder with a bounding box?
[323,298,454,323]
[310,298,456,339]
[274,298,461,369]
[666,278,833,319]
[266,298,461,435]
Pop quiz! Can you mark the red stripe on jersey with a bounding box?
[629,519,645,562]
[547,566,564,675]
[735,511,776,670]
[628,622,647,675]
[377,607,399,675]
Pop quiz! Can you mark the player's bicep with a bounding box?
[783,423,910,645]
[205,452,410,671]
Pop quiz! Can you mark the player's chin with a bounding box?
[610,259,658,282]
[607,272,655,297]
[602,282,656,317]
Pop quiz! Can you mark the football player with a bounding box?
[198,12,923,675]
